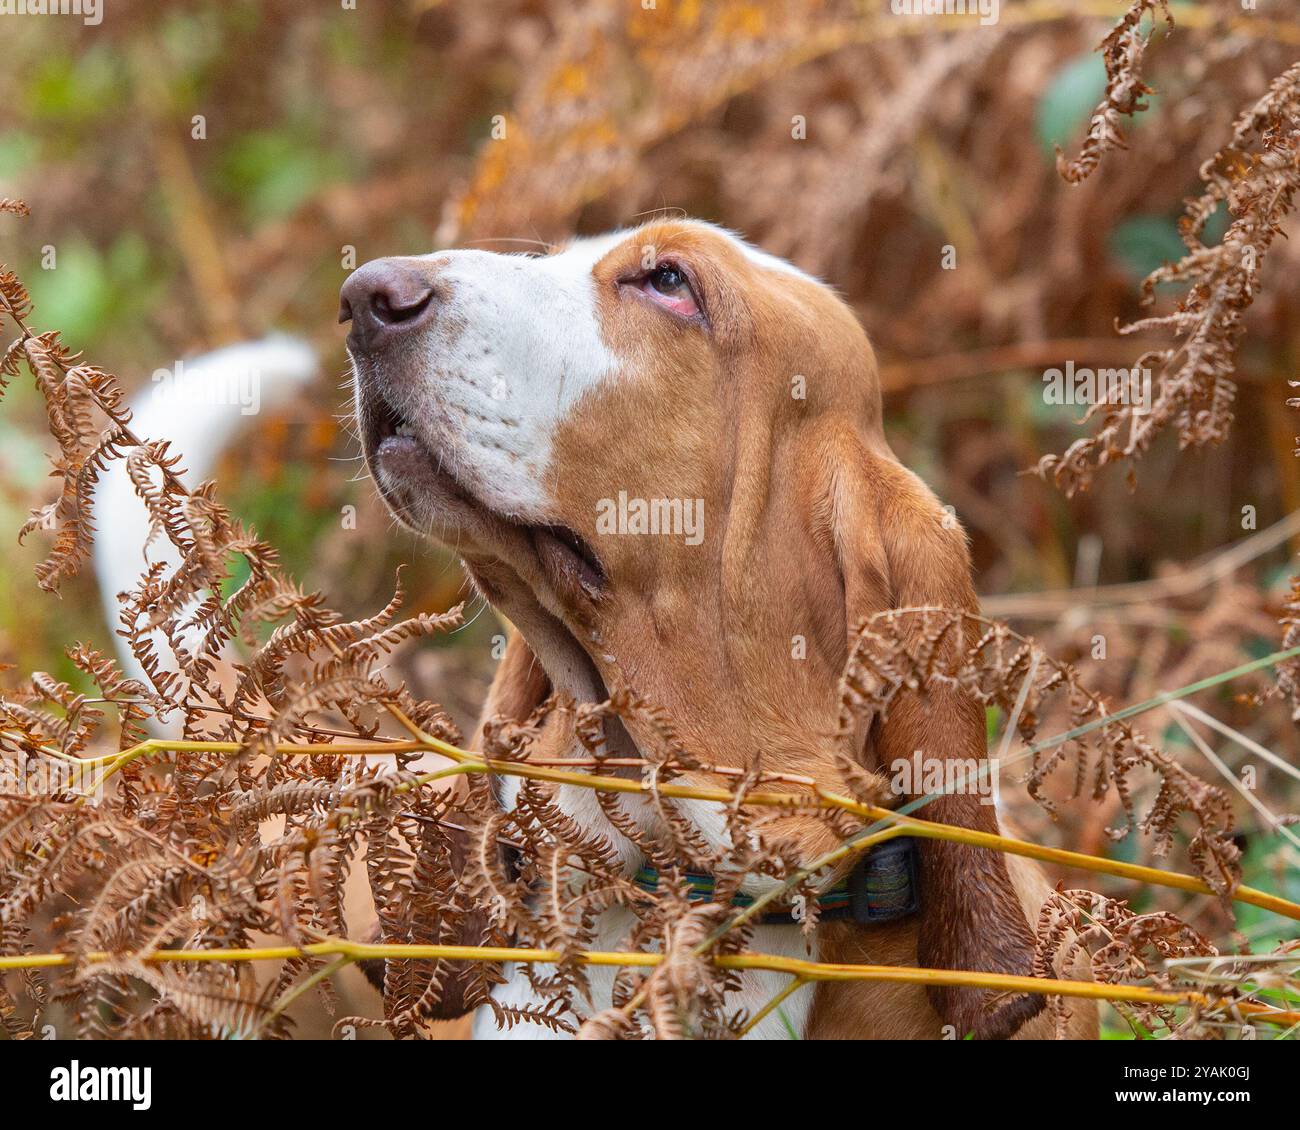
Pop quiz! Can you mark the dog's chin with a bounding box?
[359,386,608,609]
[365,407,618,718]
[372,433,475,529]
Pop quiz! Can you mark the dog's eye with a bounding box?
[640,265,699,318]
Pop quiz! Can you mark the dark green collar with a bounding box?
[632,837,919,926]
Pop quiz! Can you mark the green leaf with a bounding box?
[26,46,125,123]
[217,131,350,222]
[24,240,113,343]
[24,233,159,345]
[1109,215,1186,283]
[1035,53,1107,157]
[777,1006,801,1039]
[985,705,1001,744]
[0,131,38,178]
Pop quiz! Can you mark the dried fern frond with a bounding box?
[1056,0,1174,185]
[840,609,1241,900]
[1035,888,1216,1037]
[0,232,488,1038]
[1042,57,1300,493]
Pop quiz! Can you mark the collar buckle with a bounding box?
[848,836,919,925]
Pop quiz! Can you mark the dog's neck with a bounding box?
[469,562,855,787]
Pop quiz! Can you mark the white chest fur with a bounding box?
[471,776,818,1040]
[472,908,817,1041]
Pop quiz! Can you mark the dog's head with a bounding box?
[343,219,1044,1038]
[343,220,881,743]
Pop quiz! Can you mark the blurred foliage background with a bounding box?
[1,0,1299,1036]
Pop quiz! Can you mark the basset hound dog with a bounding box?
[340,219,1098,1040]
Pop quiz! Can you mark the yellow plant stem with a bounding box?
[421,759,1300,923]
[22,730,1300,924]
[3,940,1296,1028]
[739,975,808,1037]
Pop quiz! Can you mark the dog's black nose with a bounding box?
[339,260,438,351]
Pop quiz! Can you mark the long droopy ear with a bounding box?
[833,441,1044,1040]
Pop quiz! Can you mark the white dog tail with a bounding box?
[94,336,319,691]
